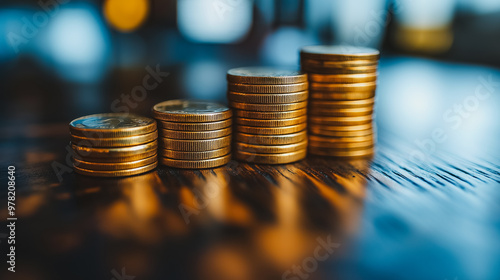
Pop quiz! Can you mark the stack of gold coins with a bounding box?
[69,113,158,177]
[227,67,308,164]
[153,100,233,169]
[300,45,379,158]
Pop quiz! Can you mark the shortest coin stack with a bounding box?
[227,67,308,164]
[301,45,379,158]
[153,100,233,169]
[69,113,158,177]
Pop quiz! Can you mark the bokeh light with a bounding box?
[103,0,149,32]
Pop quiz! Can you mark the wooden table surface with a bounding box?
[1,57,499,280]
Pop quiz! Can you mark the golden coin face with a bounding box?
[227,90,308,104]
[69,113,156,138]
[308,106,373,117]
[235,130,307,145]
[152,100,232,122]
[72,140,158,159]
[300,45,380,61]
[235,108,306,120]
[160,135,231,151]
[227,67,307,85]
[308,146,375,158]
[157,119,232,131]
[74,162,157,177]
[70,130,158,147]
[159,154,231,169]
[234,149,307,164]
[310,91,375,100]
[160,146,231,160]
[235,115,307,127]
[235,140,308,154]
[228,82,309,94]
[308,73,378,83]
[309,115,373,126]
[159,127,231,140]
[236,123,307,135]
[309,97,375,108]
[301,58,378,68]
[229,101,307,112]
[72,155,158,171]
[309,82,377,92]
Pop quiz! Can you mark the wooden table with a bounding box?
[1,57,499,280]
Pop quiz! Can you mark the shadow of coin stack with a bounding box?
[300,46,379,158]
[227,67,309,164]
[153,100,233,169]
[69,113,158,177]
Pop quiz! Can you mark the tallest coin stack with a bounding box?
[300,46,379,158]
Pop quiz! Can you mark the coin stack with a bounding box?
[227,67,309,164]
[300,46,379,158]
[153,100,233,169]
[69,113,158,177]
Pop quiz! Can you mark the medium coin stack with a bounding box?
[153,100,233,169]
[227,67,309,164]
[69,113,158,177]
[300,45,379,158]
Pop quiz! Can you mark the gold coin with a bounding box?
[309,98,375,108]
[309,123,373,131]
[70,130,158,147]
[234,149,307,164]
[308,106,373,117]
[235,140,308,154]
[309,134,374,143]
[160,154,231,169]
[74,149,157,163]
[73,155,158,171]
[301,58,378,68]
[73,162,157,177]
[229,101,307,112]
[308,73,378,83]
[157,119,232,131]
[235,130,307,145]
[160,146,231,160]
[71,140,157,159]
[310,91,375,100]
[160,127,231,140]
[309,82,377,92]
[160,135,231,151]
[227,67,307,85]
[236,123,307,135]
[235,115,307,127]
[309,127,374,137]
[227,90,308,104]
[300,45,380,61]
[235,108,307,120]
[152,100,232,122]
[309,137,374,149]
[227,82,308,93]
[302,65,378,74]
[69,113,157,138]
[308,146,375,157]
[309,115,373,126]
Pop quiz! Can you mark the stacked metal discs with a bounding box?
[300,45,379,158]
[153,100,233,169]
[227,67,309,164]
[69,113,158,177]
